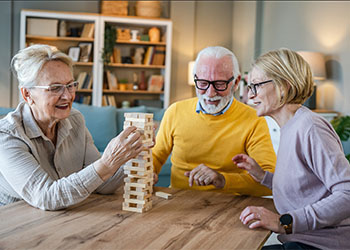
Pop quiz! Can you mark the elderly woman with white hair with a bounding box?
[0,44,144,210]
[233,48,350,249]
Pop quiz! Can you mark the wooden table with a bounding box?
[0,187,275,250]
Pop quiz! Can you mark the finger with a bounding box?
[188,167,202,187]
[232,154,247,163]
[184,171,190,177]
[120,126,137,139]
[242,213,259,225]
[240,206,256,221]
[204,176,212,185]
[249,220,263,229]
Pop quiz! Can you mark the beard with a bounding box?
[197,87,234,114]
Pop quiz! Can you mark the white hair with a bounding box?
[192,46,240,79]
[11,44,73,89]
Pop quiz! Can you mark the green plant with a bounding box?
[331,115,350,161]
[102,24,116,64]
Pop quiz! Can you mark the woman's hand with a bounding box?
[232,154,265,182]
[95,126,143,181]
[240,206,285,234]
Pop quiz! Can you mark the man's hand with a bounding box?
[184,164,225,189]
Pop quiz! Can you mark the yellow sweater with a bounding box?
[153,98,276,196]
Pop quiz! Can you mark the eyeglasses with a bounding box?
[30,81,78,95]
[194,74,235,91]
[247,80,273,95]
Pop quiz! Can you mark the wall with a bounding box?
[257,1,350,115]
[169,1,233,103]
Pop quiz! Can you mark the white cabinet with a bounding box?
[20,9,172,109]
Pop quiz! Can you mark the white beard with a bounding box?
[197,89,233,114]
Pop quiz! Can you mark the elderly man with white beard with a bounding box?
[152,46,276,196]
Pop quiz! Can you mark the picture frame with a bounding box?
[68,46,80,62]
[78,42,93,62]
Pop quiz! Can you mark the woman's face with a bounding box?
[248,66,279,117]
[29,60,75,124]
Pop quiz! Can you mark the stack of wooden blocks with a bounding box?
[122,113,154,213]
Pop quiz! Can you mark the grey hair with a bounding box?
[11,44,73,89]
[192,46,240,79]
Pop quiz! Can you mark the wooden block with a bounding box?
[155,191,172,199]
[124,112,153,120]
[123,193,152,200]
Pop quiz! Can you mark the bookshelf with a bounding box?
[20,9,172,109]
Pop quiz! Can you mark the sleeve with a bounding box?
[0,132,104,210]
[152,105,174,174]
[82,127,124,194]
[289,124,350,233]
[222,117,276,196]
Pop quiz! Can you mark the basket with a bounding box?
[101,1,128,16]
[136,1,161,18]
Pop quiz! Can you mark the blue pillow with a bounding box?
[72,103,117,152]
[115,106,147,134]
[0,107,15,118]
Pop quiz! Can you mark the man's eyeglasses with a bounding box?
[194,74,235,91]
[30,81,78,95]
[247,80,273,95]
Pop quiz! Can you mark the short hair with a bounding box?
[11,44,73,89]
[193,46,240,79]
[253,48,314,107]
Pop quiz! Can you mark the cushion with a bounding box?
[0,107,15,119]
[73,102,117,152]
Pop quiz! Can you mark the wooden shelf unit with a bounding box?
[20,10,172,109]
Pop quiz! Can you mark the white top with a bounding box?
[0,102,124,210]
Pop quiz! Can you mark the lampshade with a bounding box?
[297,51,326,80]
[188,61,195,86]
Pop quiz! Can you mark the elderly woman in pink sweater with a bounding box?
[233,48,350,250]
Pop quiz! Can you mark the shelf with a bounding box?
[76,89,93,93]
[26,35,94,42]
[116,40,166,46]
[103,89,163,94]
[107,63,165,69]
[73,62,93,66]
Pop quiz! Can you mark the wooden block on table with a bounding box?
[124,112,153,120]
[155,191,172,199]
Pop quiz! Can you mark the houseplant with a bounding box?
[331,115,350,162]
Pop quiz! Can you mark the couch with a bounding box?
[0,104,172,187]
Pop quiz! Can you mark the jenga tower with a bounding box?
[122,113,154,213]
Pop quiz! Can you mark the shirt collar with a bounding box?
[22,102,72,143]
[196,97,234,116]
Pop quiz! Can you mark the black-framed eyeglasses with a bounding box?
[194,74,235,91]
[30,81,78,95]
[247,80,273,95]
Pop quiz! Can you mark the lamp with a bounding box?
[297,51,326,109]
[188,61,195,86]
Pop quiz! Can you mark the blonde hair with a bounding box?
[193,46,241,79]
[11,44,73,88]
[253,48,314,107]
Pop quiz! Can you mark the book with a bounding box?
[79,42,93,62]
[113,47,121,64]
[151,46,165,65]
[143,46,155,65]
[77,72,88,89]
[148,75,164,91]
[106,70,118,90]
[81,74,91,89]
[27,18,58,36]
[107,95,117,107]
[81,23,95,38]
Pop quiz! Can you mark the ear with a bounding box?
[20,87,34,105]
[232,75,241,92]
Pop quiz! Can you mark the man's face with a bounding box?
[195,56,237,114]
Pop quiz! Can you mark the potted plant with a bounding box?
[102,24,116,64]
[331,115,350,162]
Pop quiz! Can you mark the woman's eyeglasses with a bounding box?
[30,81,78,95]
[194,74,235,91]
[247,80,273,95]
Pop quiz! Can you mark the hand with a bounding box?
[95,126,143,181]
[153,172,159,185]
[240,206,285,233]
[184,164,225,189]
[232,154,265,182]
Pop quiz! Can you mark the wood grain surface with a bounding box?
[0,187,276,250]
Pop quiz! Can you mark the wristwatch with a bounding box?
[279,214,293,234]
